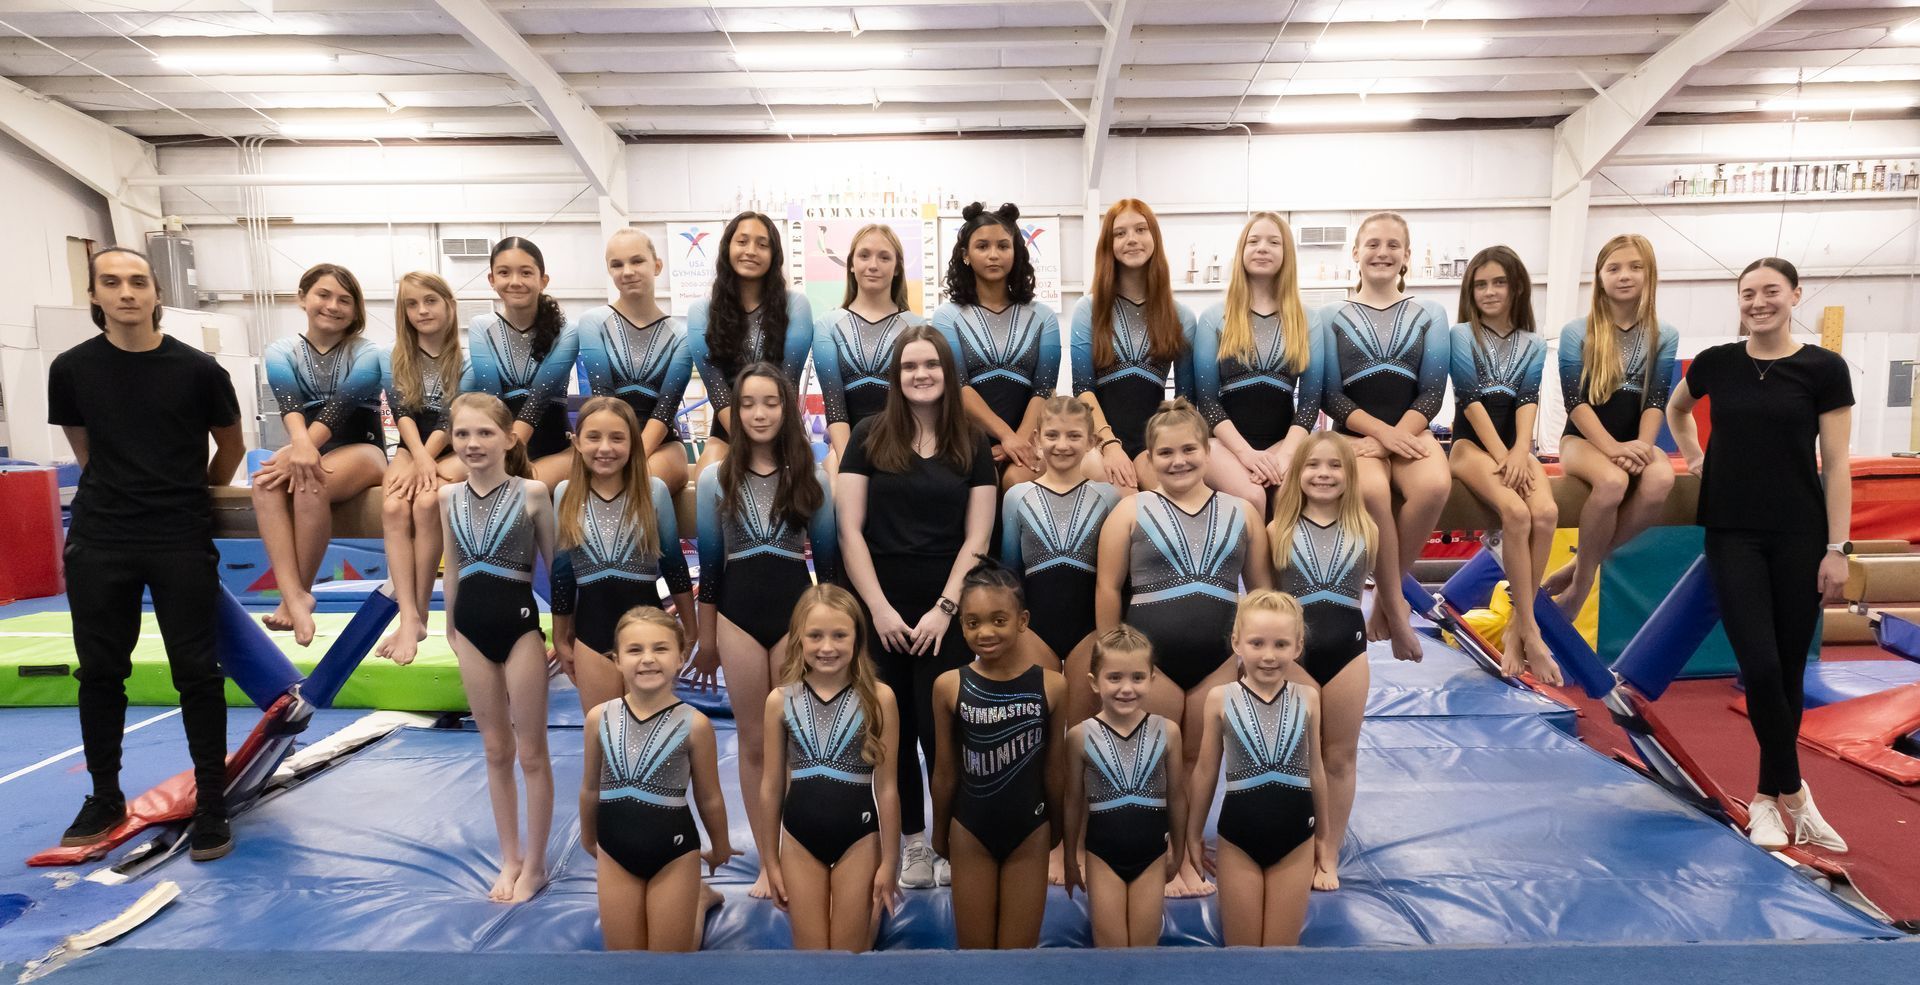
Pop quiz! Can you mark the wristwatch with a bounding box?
[1826,541,1853,556]
[937,596,958,615]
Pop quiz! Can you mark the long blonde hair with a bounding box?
[840,223,910,310]
[1352,211,1410,293]
[1221,212,1311,375]
[448,392,531,479]
[391,271,464,415]
[1091,199,1185,369]
[1582,233,1661,405]
[555,396,662,559]
[1267,431,1378,568]
[778,585,888,766]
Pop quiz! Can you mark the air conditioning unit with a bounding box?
[1298,225,1348,247]
[456,300,496,327]
[1304,288,1347,307]
[441,238,492,259]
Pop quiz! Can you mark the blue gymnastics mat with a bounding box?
[100,707,1886,952]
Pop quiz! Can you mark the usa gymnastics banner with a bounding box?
[795,203,932,317]
[665,219,792,314]
[937,215,1063,313]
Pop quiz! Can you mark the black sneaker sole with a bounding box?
[59,828,118,848]
[190,837,234,862]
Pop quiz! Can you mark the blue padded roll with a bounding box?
[212,583,305,709]
[1533,590,1615,699]
[1611,557,1719,701]
[1401,572,1438,618]
[1438,548,1504,612]
[1874,611,1920,664]
[302,586,399,709]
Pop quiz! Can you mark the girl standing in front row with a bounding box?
[1062,625,1187,947]
[934,202,1061,489]
[1318,211,1444,663]
[687,211,814,478]
[1186,590,1325,946]
[550,397,695,715]
[931,561,1066,949]
[440,393,556,903]
[580,607,736,951]
[1549,234,1678,615]
[1193,211,1321,519]
[577,228,694,497]
[752,585,902,951]
[465,237,579,488]
[816,223,920,471]
[377,271,465,666]
[697,364,839,897]
[1071,199,1196,490]
[1448,247,1560,684]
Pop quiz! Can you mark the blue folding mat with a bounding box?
[80,636,1885,953]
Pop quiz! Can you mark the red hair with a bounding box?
[1090,199,1184,369]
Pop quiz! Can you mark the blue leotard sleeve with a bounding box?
[1034,303,1062,399]
[1068,296,1096,397]
[685,298,735,414]
[1313,306,1358,430]
[1191,301,1228,427]
[518,318,579,428]
[1411,301,1450,425]
[694,466,724,605]
[1172,302,1198,402]
[650,476,692,596]
[376,346,398,418]
[1292,308,1325,431]
[548,479,577,617]
[1558,317,1590,412]
[263,337,301,418]
[998,483,1029,569]
[931,302,969,387]
[782,290,815,390]
[1647,322,1679,411]
[813,308,850,425]
[807,465,839,585]
[575,307,614,396]
[1448,323,1481,407]
[657,323,694,429]
[1518,334,1546,407]
[462,315,502,399]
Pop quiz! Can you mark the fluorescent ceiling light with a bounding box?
[1760,94,1917,113]
[155,53,336,72]
[733,47,906,71]
[1892,20,1920,41]
[1309,36,1489,58]
[1268,103,1419,125]
[277,121,432,139]
[776,115,924,135]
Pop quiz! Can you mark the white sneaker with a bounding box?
[1747,798,1788,850]
[899,839,935,888]
[934,855,951,886]
[1786,783,1849,853]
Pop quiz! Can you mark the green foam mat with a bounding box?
[0,610,490,711]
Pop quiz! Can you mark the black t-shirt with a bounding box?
[1686,342,1852,533]
[840,416,997,558]
[47,334,241,548]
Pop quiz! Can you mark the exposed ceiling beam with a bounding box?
[427,0,627,209]
[0,0,1098,10]
[1082,0,1140,187]
[0,76,161,242]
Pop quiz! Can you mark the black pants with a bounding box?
[868,555,970,836]
[66,542,229,810]
[1703,528,1825,798]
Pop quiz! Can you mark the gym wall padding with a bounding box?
[1600,526,1817,678]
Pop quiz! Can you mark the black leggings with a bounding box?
[66,542,230,809]
[867,555,970,836]
[1703,528,1825,798]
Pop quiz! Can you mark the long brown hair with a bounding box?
[298,263,368,337]
[1267,431,1377,568]
[448,392,531,479]
[1582,233,1661,405]
[1090,199,1184,369]
[860,324,977,475]
[1221,211,1311,374]
[556,396,661,557]
[718,362,825,529]
[1457,246,1536,335]
[708,211,791,368]
[778,584,887,766]
[391,271,464,414]
[840,223,910,310]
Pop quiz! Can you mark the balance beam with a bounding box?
[1431,471,1699,531]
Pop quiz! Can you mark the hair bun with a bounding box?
[995,203,1022,222]
[1157,396,1194,414]
[961,201,988,221]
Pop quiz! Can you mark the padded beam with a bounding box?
[212,485,383,539]
[1823,606,1920,645]
[1438,548,1505,612]
[300,586,400,709]
[1432,470,1698,531]
[1874,611,1920,663]
[1845,555,1920,605]
[1611,556,1719,701]
[1534,589,1617,699]
[211,584,304,708]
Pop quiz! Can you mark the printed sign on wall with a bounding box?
[935,215,1063,313]
[798,204,930,317]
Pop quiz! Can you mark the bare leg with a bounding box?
[648,443,690,499]
[992,824,1051,949]
[1314,654,1368,891]
[826,833,883,952]
[572,646,625,716]
[1166,660,1235,899]
[1387,433,1451,581]
[1204,438,1270,523]
[718,615,778,897]
[1449,441,1538,678]
[252,482,309,636]
[1607,455,1675,556]
[1085,851,1132,948]
[1521,460,1562,683]
[948,822,1001,950]
[596,849,647,950]
[1131,451,1158,493]
[1355,455,1396,643]
[1020,629,1063,673]
[410,491,443,630]
[1124,851,1169,946]
[288,445,387,646]
[1060,634,1097,726]
[999,459,1043,493]
[503,630,554,902]
[781,831,834,950]
[692,437,729,486]
[378,493,423,663]
[1214,836,1267,947]
[641,848,705,952]
[451,633,522,901]
[532,451,572,490]
[1555,438,1629,616]
[1262,839,1316,945]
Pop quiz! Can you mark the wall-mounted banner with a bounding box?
[666,218,793,314]
[935,215,1063,313]
[798,203,931,317]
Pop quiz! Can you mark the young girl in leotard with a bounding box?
[686,211,814,479]
[1186,590,1325,946]
[1447,247,1561,683]
[255,262,386,646]
[439,393,557,903]
[1548,233,1678,615]
[931,560,1066,949]
[550,397,695,715]
[577,228,694,497]
[1095,399,1271,898]
[1193,212,1321,520]
[464,237,580,488]
[1268,432,1376,893]
[580,606,737,951]
[933,202,1062,490]
[1070,199,1197,491]
[751,584,902,951]
[1000,396,1120,701]
[696,363,838,896]
[815,223,921,473]
[1062,625,1188,947]
[1318,212,1444,662]
[376,271,466,665]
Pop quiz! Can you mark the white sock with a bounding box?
[906,832,926,847]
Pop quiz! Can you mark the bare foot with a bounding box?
[377,617,422,665]
[283,589,317,647]
[1048,844,1065,886]
[1497,638,1528,679]
[1364,601,1389,643]
[1312,865,1341,892]
[262,601,294,632]
[1165,859,1216,898]
[510,863,548,903]
[1524,632,1564,687]
[488,859,523,902]
[748,868,773,899]
[1554,572,1594,618]
[1389,621,1424,663]
[1542,560,1576,598]
[696,884,723,949]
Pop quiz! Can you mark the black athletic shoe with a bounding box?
[60,794,127,847]
[189,809,233,862]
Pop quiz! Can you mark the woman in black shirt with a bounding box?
[1667,256,1852,855]
[838,324,998,889]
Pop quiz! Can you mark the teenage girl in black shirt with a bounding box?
[1667,257,1852,854]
